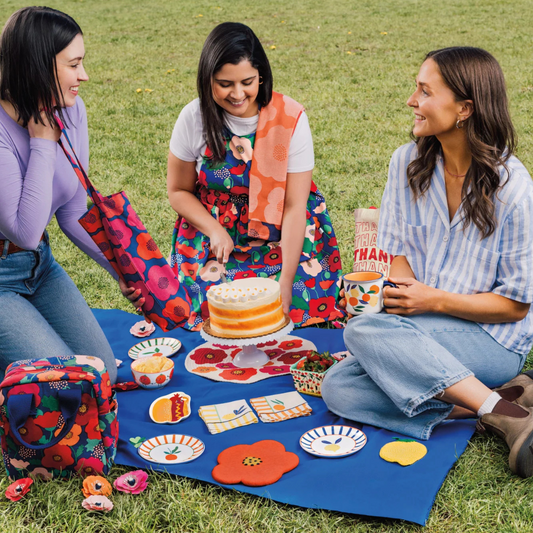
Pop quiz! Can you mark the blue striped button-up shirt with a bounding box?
[378,142,533,355]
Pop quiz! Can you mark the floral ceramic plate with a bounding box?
[299,425,367,458]
[138,434,205,464]
[128,337,182,360]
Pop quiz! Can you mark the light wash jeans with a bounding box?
[0,234,117,383]
[321,313,525,440]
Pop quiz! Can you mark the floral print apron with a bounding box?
[170,128,344,330]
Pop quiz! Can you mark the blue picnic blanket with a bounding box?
[95,309,476,526]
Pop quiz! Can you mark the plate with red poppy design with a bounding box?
[300,425,367,458]
[138,434,205,464]
[128,337,182,360]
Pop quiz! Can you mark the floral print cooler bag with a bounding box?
[0,356,118,480]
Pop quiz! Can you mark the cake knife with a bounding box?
[220,261,229,284]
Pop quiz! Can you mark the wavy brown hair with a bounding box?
[407,47,516,238]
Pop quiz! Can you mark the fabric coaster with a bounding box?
[250,391,312,423]
[185,336,317,383]
[212,440,299,486]
[198,399,258,434]
[379,439,428,466]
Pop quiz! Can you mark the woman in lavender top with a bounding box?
[0,7,137,382]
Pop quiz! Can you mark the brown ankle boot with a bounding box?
[477,406,533,478]
[495,373,533,407]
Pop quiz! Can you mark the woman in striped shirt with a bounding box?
[322,47,533,478]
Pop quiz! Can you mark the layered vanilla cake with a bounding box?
[206,278,286,337]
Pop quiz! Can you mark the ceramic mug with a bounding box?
[343,271,396,315]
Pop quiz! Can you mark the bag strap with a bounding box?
[7,388,82,450]
[55,116,103,205]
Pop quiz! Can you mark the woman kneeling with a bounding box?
[167,23,344,330]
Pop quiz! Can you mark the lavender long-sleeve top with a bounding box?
[0,97,116,277]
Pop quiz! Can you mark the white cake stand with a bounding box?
[200,318,295,368]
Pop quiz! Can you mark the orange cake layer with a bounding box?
[206,278,285,337]
[209,299,282,320]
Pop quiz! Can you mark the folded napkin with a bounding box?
[250,391,312,423]
[198,399,258,434]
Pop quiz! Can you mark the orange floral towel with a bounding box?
[248,92,304,239]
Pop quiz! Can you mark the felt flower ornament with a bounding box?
[5,478,33,501]
[113,470,148,494]
[212,440,299,487]
[82,495,113,512]
[82,475,112,498]
[130,320,155,338]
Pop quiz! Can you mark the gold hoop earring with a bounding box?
[456,119,464,129]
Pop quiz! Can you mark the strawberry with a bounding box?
[297,352,335,373]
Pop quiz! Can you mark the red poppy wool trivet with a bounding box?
[212,440,299,486]
[185,336,317,383]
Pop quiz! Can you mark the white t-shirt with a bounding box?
[169,98,314,174]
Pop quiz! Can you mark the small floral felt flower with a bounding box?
[113,470,148,494]
[130,320,155,338]
[5,478,33,501]
[82,475,112,498]
[82,495,113,512]
[212,440,299,487]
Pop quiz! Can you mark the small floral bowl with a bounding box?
[131,356,174,389]
[290,354,338,397]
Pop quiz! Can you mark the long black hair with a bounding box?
[408,47,516,238]
[0,6,82,128]
[197,22,273,163]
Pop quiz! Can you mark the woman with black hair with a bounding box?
[323,47,533,478]
[167,22,344,330]
[0,7,137,383]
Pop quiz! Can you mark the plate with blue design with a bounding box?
[299,425,367,458]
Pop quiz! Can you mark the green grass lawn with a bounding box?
[2,0,533,530]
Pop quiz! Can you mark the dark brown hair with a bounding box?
[197,22,273,163]
[0,6,82,128]
[407,47,516,238]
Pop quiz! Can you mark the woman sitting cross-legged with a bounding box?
[167,22,344,330]
[322,47,533,477]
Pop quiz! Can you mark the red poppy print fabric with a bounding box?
[57,126,190,332]
[184,336,317,383]
[0,355,119,480]
[170,123,345,331]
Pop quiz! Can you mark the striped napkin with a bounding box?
[198,399,258,434]
[250,391,312,423]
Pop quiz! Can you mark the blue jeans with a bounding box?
[321,313,525,440]
[0,235,117,384]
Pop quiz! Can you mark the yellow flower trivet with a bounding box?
[379,438,427,466]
